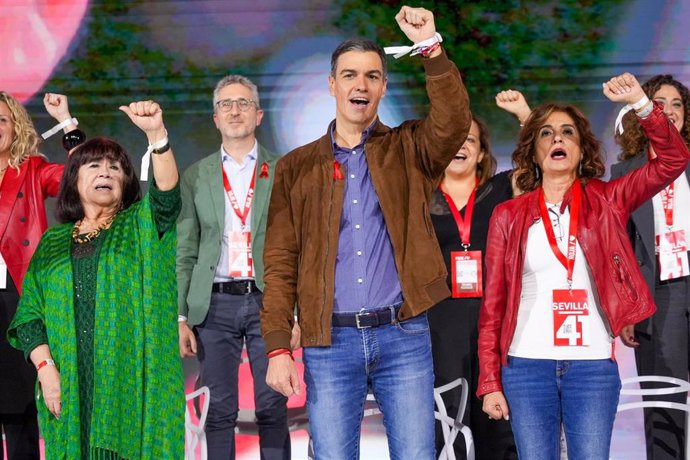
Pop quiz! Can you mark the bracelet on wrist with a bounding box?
[152,141,170,155]
[635,102,654,119]
[631,95,650,111]
[42,117,78,140]
[36,359,55,372]
[62,129,86,152]
[266,348,294,360]
[419,42,441,58]
[140,130,169,182]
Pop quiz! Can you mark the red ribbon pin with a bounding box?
[333,160,344,180]
[259,161,269,179]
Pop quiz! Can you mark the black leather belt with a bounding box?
[332,305,401,329]
[212,280,259,295]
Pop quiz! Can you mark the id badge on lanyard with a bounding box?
[450,250,482,297]
[227,231,253,278]
[656,183,689,280]
[540,181,590,347]
[552,288,590,346]
[440,179,482,298]
[222,166,256,278]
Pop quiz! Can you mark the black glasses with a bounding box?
[215,98,256,112]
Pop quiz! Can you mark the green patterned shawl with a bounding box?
[8,193,184,459]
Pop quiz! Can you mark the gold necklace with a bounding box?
[72,214,117,244]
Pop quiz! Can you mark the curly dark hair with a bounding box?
[56,137,142,223]
[512,103,605,193]
[616,75,690,160]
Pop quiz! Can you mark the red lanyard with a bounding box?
[660,182,675,228]
[539,180,581,286]
[221,165,256,227]
[440,177,479,249]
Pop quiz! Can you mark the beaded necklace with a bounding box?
[72,214,117,244]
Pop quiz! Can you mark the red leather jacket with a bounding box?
[0,156,63,294]
[477,105,690,398]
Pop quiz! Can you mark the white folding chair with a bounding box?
[616,375,690,458]
[185,386,210,460]
[434,377,475,460]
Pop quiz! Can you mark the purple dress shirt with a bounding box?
[330,121,403,314]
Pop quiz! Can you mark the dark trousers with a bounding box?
[1,403,40,460]
[195,291,290,460]
[635,276,690,460]
[428,297,517,460]
[1,276,39,460]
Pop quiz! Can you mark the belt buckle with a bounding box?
[355,310,376,329]
[245,281,252,294]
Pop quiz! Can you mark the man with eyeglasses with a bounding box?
[176,75,293,459]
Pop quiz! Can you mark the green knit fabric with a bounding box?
[7,185,184,460]
[72,229,103,459]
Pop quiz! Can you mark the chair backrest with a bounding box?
[616,375,690,459]
[185,386,210,460]
[433,377,475,460]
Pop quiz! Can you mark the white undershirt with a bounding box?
[652,173,690,239]
[508,203,613,360]
[214,142,257,282]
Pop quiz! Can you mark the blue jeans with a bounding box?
[303,313,435,460]
[501,357,621,460]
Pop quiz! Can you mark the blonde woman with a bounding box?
[0,91,81,459]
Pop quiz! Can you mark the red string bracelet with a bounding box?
[266,348,294,361]
[420,42,441,58]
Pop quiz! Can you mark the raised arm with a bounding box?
[119,100,179,191]
[43,93,78,134]
[603,73,690,214]
[396,6,471,179]
[496,89,532,126]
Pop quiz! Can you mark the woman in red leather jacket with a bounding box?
[477,73,690,460]
[0,91,82,459]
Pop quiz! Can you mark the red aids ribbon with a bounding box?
[333,160,344,180]
[259,161,269,179]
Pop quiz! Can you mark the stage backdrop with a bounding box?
[3,0,690,458]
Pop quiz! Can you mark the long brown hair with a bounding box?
[474,117,497,186]
[616,75,690,160]
[512,103,605,192]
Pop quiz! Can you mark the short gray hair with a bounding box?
[212,75,261,110]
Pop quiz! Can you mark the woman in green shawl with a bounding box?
[7,100,184,459]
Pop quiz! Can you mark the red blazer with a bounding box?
[0,156,63,294]
[477,104,690,398]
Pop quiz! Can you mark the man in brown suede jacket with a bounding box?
[261,5,471,457]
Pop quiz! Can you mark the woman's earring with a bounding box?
[578,161,583,176]
[534,163,541,181]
